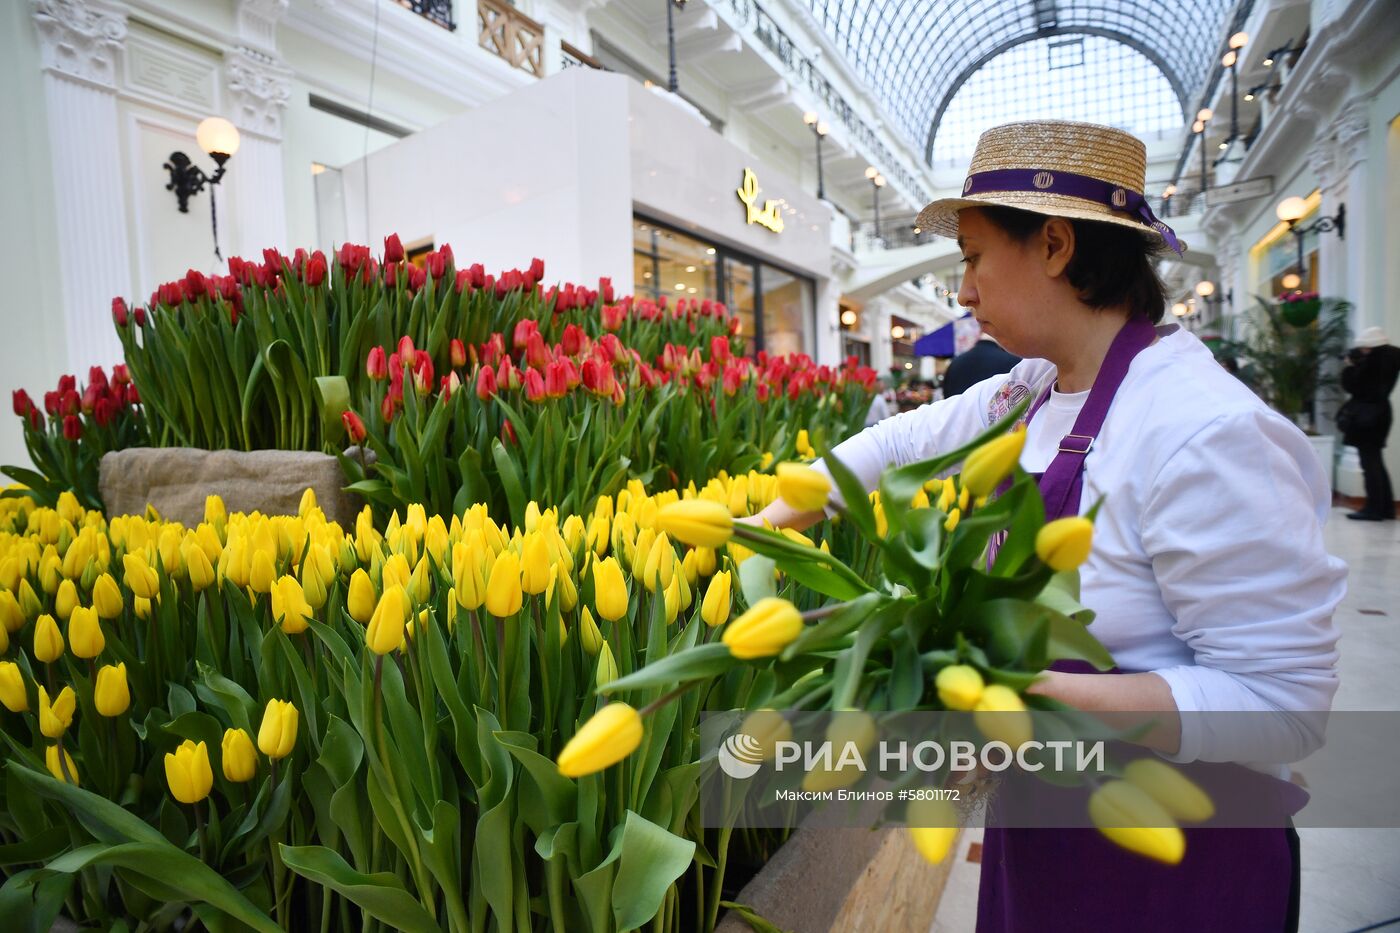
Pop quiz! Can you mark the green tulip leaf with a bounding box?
[279,844,440,933]
[598,643,734,695]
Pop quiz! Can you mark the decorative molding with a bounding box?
[123,26,218,114]
[33,0,128,89]
[1306,138,1341,193]
[225,46,292,139]
[1332,98,1370,171]
[236,0,289,52]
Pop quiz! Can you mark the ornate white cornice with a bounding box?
[236,0,289,53]
[1332,98,1370,171]
[33,0,128,89]
[1307,137,1341,193]
[225,45,291,139]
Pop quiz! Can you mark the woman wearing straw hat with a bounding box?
[747,120,1345,931]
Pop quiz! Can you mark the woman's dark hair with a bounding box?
[976,205,1167,323]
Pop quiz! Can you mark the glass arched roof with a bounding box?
[805,0,1238,164]
[929,35,1181,165]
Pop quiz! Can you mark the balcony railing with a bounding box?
[724,0,930,206]
[397,0,455,31]
[561,40,605,71]
[478,0,544,77]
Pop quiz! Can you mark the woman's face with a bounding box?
[955,208,1058,357]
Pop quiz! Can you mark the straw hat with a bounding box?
[1354,326,1389,348]
[916,120,1184,254]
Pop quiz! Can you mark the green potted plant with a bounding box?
[1214,296,1351,485]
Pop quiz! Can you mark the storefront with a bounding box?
[337,68,833,360]
[632,216,816,355]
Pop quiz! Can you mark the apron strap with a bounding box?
[1035,316,1159,520]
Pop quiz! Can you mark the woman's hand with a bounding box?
[1027,670,1183,756]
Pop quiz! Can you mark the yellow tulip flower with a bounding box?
[556,702,644,778]
[520,534,552,596]
[1035,517,1095,572]
[54,579,79,622]
[944,508,961,532]
[122,552,160,599]
[17,580,42,621]
[182,537,216,591]
[164,739,214,804]
[592,557,629,622]
[1123,758,1214,823]
[578,607,603,656]
[700,570,731,628]
[973,684,1033,749]
[94,662,130,717]
[656,500,734,549]
[1088,780,1185,865]
[0,590,22,634]
[204,494,227,531]
[739,709,792,760]
[641,532,677,593]
[776,463,832,513]
[0,661,28,712]
[907,797,958,864]
[258,698,299,759]
[66,606,105,659]
[366,585,409,655]
[935,664,985,711]
[33,613,64,663]
[959,427,1026,497]
[248,548,277,595]
[221,727,258,782]
[46,744,79,786]
[722,597,803,660]
[485,550,523,618]
[347,568,377,624]
[38,685,75,738]
[271,575,312,634]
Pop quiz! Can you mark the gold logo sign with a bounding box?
[736,168,785,233]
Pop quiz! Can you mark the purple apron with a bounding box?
[976,317,1301,932]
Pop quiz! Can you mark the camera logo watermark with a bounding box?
[717,732,766,779]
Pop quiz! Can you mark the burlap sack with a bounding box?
[99,448,360,526]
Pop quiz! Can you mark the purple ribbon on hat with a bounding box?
[961,167,1184,255]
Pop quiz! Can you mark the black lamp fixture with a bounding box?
[1244,82,1281,102]
[864,166,886,240]
[1262,38,1301,69]
[1194,279,1232,311]
[665,0,688,94]
[1192,108,1212,195]
[164,117,241,260]
[1275,196,1345,283]
[1160,183,1177,216]
[803,111,830,200]
[1218,32,1248,149]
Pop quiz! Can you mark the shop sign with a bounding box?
[736,168,785,233]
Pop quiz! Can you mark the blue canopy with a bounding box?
[914,314,976,356]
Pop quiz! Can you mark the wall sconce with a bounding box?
[164,117,240,258]
[890,324,906,340]
[1171,301,1188,318]
[840,309,858,327]
[1275,196,1344,281]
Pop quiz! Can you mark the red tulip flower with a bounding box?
[366,346,388,381]
[112,297,129,327]
[384,234,405,264]
[62,415,82,441]
[450,338,467,369]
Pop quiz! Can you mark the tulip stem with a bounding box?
[639,682,695,718]
[799,601,850,623]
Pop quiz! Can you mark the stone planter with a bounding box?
[716,825,957,933]
[99,448,360,525]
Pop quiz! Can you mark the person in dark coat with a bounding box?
[941,333,1021,397]
[1340,327,1400,520]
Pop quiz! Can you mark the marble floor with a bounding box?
[930,508,1400,933]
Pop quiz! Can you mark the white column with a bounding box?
[33,0,131,374]
[814,277,841,364]
[1306,137,1346,302]
[223,43,291,259]
[1333,99,1371,324]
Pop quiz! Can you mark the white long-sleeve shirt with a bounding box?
[818,324,1347,764]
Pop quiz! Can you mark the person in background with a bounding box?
[864,375,894,426]
[1340,326,1400,521]
[942,332,1022,396]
